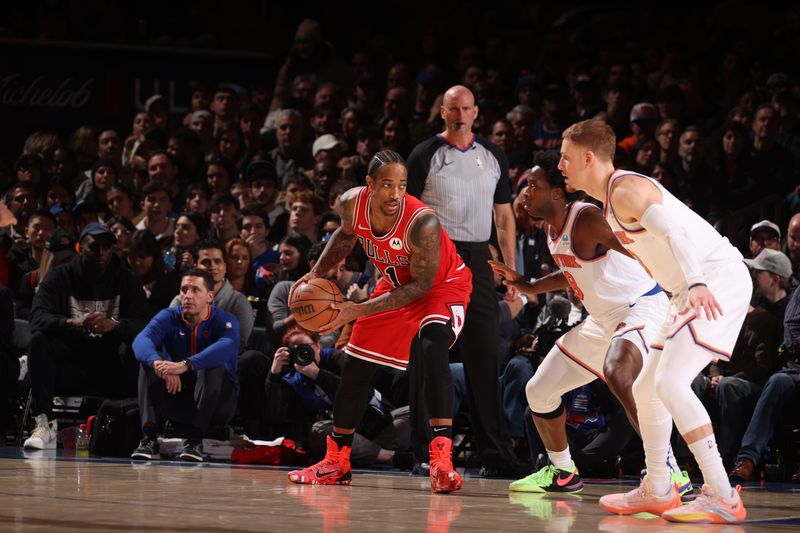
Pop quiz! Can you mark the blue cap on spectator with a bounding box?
[79,222,116,243]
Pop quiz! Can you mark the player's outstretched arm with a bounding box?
[318,211,441,333]
[289,187,359,301]
[488,259,568,295]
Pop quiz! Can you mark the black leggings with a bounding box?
[334,322,454,429]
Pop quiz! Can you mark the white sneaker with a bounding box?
[23,414,57,450]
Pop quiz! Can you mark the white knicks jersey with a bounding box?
[604,170,743,300]
[547,201,656,320]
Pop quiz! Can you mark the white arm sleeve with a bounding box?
[639,203,706,287]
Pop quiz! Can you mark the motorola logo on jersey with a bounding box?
[356,235,410,267]
[390,237,403,250]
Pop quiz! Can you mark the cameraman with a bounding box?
[266,327,409,467]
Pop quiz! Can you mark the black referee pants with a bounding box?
[410,241,516,467]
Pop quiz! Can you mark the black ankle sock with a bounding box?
[331,431,354,448]
[430,425,452,439]
[142,422,158,439]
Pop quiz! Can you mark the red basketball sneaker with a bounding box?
[288,435,352,485]
[429,436,462,493]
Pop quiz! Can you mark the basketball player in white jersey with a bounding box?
[489,155,692,497]
[557,120,750,524]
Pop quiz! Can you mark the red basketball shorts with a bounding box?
[344,267,472,370]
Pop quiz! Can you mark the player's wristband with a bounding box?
[519,294,529,305]
[688,282,707,291]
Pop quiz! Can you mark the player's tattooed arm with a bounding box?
[359,212,441,315]
[310,187,359,276]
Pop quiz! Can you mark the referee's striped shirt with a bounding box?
[406,133,512,243]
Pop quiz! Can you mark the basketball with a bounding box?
[289,278,344,331]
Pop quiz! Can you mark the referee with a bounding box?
[407,85,521,475]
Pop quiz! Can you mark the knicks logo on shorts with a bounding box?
[390,237,403,250]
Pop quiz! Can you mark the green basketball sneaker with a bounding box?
[509,463,583,493]
[672,469,697,502]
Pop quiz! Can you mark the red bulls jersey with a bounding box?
[352,186,466,288]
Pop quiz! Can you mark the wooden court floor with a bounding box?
[1,450,798,532]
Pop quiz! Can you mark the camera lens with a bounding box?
[288,344,315,366]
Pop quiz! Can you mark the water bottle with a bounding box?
[77,423,90,457]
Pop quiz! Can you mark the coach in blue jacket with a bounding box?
[131,268,240,462]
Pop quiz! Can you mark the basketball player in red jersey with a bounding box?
[287,149,472,493]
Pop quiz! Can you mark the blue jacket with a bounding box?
[133,306,240,387]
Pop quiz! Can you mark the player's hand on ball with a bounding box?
[318,301,362,334]
[681,284,723,321]
[289,271,319,303]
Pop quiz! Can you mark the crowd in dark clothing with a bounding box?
[1,6,800,477]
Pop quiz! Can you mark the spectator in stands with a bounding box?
[107,215,135,256]
[749,220,782,259]
[271,109,313,186]
[239,205,279,292]
[136,181,175,250]
[730,282,800,482]
[785,213,800,286]
[7,209,56,294]
[212,122,246,170]
[710,121,756,215]
[671,126,713,217]
[184,183,209,217]
[599,81,633,138]
[50,147,81,187]
[165,212,208,272]
[170,239,254,350]
[618,103,660,154]
[773,90,800,159]
[746,249,792,327]
[14,229,77,320]
[44,177,75,212]
[168,128,205,184]
[23,222,148,450]
[749,104,794,196]
[626,136,660,175]
[508,105,536,156]
[288,190,325,243]
[75,160,117,216]
[145,94,171,132]
[211,85,239,133]
[123,112,153,166]
[1,183,37,245]
[127,229,181,316]
[655,119,679,167]
[205,157,237,195]
[208,193,240,244]
[106,183,139,224]
[189,110,214,156]
[146,151,181,200]
[489,119,515,155]
[131,268,239,462]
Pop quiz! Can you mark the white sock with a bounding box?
[687,434,733,499]
[639,417,673,496]
[546,446,573,471]
[667,444,680,474]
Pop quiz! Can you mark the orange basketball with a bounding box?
[289,278,344,332]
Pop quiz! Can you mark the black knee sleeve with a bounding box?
[333,355,379,429]
[419,322,454,420]
[532,402,564,420]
